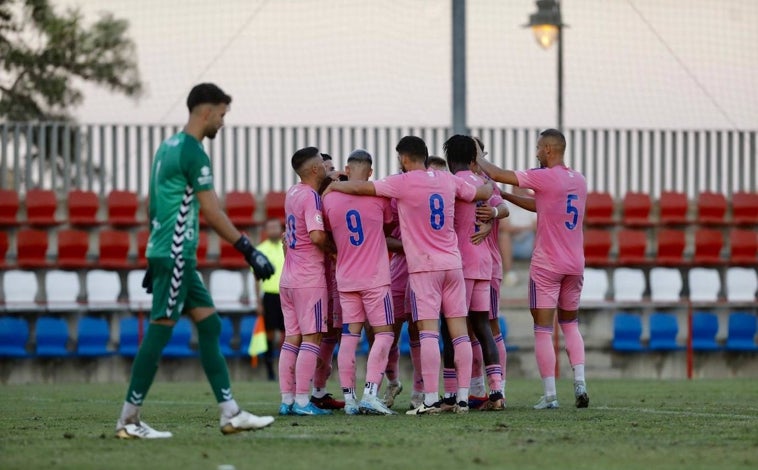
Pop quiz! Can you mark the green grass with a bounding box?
[1,378,757,470]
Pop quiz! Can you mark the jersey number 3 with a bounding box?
[565,194,579,230]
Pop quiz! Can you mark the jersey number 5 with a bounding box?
[565,194,579,230]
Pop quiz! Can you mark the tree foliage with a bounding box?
[0,0,143,121]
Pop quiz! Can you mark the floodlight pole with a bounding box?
[452,0,467,135]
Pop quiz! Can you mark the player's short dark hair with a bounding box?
[291,146,321,172]
[540,128,566,152]
[426,155,448,170]
[443,134,477,168]
[473,136,485,152]
[396,136,428,163]
[186,83,232,112]
[321,153,332,161]
[347,149,372,165]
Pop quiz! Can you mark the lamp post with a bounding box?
[526,0,564,132]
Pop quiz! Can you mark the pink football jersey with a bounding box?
[453,170,492,280]
[280,183,327,288]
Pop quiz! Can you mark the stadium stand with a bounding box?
[617,229,648,265]
[0,317,30,357]
[725,312,758,352]
[612,268,646,302]
[85,270,122,311]
[656,229,686,266]
[34,316,71,357]
[67,190,101,226]
[696,192,727,225]
[612,313,644,352]
[693,228,723,265]
[75,316,112,357]
[0,231,9,268]
[25,189,59,226]
[691,311,721,352]
[218,238,247,269]
[725,267,758,302]
[56,229,91,269]
[3,269,39,311]
[219,316,236,357]
[196,230,211,268]
[45,270,81,311]
[658,191,688,225]
[729,229,757,265]
[584,191,615,226]
[224,191,257,228]
[126,269,152,313]
[16,229,49,268]
[583,229,612,266]
[687,268,721,303]
[238,315,256,358]
[98,229,131,269]
[264,191,286,221]
[118,317,147,357]
[162,318,196,357]
[648,312,683,351]
[106,190,140,227]
[580,268,609,303]
[649,267,683,302]
[621,192,652,227]
[135,229,149,268]
[731,192,758,225]
[0,189,19,226]
[209,270,248,313]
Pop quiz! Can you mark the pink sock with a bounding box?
[485,364,503,393]
[295,342,320,395]
[419,331,440,395]
[385,345,400,382]
[534,326,556,379]
[452,335,472,390]
[443,368,457,395]
[494,333,507,382]
[471,339,483,380]
[559,319,586,367]
[337,333,360,391]
[278,342,299,396]
[313,337,337,389]
[366,332,393,384]
[410,340,423,392]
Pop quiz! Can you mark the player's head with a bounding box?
[321,153,335,172]
[186,83,232,139]
[426,155,448,171]
[345,149,373,181]
[443,134,477,173]
[291,146,326,183]
[395,136,428,172]
[536,128,566,167]
[264,217,284,241]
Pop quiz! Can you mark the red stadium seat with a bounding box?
[56,229,91,269]
[218,237,247,269]
[98,229,131,269]
[583,229,612,266]
[584,192,615,226]
[0,231,9,268]
[225,191,257,227]
[264,191,287,222]
[696,192,727,225]
[732,192,758,225]
[136,229,149,268]
[656,229,686,266]
[16,228,49,268]
[68,190,101,226]
[692,228,723,265]
[729,229,757,265]
[658,191,688,225]
[107,190,140,227]
[196,231,212,268]
[25,189,59,226]
[617,229,648,265]
[0,189,19,226]
[622,192,652,227]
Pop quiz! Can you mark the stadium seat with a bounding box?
[725,267,757,302]
[56,229,91,269]
[612,268,646,302]
[398,321,411,355]
[616,229,648,265]
[656,229,686,266]
[67,189,101,226]
[25,189,59,226]
[584,191,615,226]
[239,315,256,358]
[725,312,758,352]
[126,269,152,312]
[649,267,683,302]
[16,228,49,268]
[622,192,652,227]
[0,230,9,268]
[696,192,727,225]
[75,317,113,356]
[218,238,248,269]
[118,316,148,357]
[0,189,19,226]
[264,191,287,221]
[648,312,683,351]
[580,268,608,303]
[85,270,122,311]
[692,228,723,265]
[162,318,196,357]
[658,191,689,225]
[2,269,39,311]
[731,192,758,225]
[687,268,721,303]
[612,313,644,352]
[497,316,518,351]
[107,190,140,226]
[225,191,257,227]
[35,316,71,357]
[729,229,757,265]
[583,229,612,266]
[209,270,249,313]
[45,269,81,311]
[136,229,149,268]
[98,229,131,269]
[691,311,721,352]
[196,231,211,268]
[219,316,236,357]
[0,317,30,357]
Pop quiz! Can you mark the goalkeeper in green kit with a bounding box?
[116,83,275,439]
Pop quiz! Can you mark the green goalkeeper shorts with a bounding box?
[147,257,214,321]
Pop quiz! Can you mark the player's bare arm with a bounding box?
[470,220,493,245]
[472,179,495,201]
[500,190,537,213]
[476,156,519,186]
[475,202,509,222]
[385,236,403,254]
[309,229,335,254]
[322,180,377,197]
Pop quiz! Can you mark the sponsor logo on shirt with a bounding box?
[197,166,213,185]
[315,214,323,225]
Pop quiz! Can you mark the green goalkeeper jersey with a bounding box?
[145,132,214,260]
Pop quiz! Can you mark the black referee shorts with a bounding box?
[262,292,285,332]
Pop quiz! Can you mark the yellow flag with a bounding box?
[248,316,268,367]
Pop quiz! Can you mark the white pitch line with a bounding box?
[596,406,758,420]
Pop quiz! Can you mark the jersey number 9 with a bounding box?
[346,209,365,246]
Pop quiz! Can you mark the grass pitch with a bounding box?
[1,378,756,470]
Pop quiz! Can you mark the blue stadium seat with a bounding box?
[118,317,148,357]
[648,312,683,351]
[398,322,410,355]
[498,316,519,352]
[0,317,31,357]
[691,311,721,351]
[76,317,113,357]
[35,317,71,357]
[239,315,256,358]
[162,318,196,358]
[725,312,758,352]
[219,316,236,357]
[612,313,644,352]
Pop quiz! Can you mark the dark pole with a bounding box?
[557,0,563,132]
[452,0,467,135]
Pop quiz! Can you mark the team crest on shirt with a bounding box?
[197,166,213,185]
[315,214,323,225]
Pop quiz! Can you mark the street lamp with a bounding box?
[525,0,564,131]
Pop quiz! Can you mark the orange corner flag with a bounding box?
[248,315,268,367]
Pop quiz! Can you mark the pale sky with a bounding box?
[57,0,758,130]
